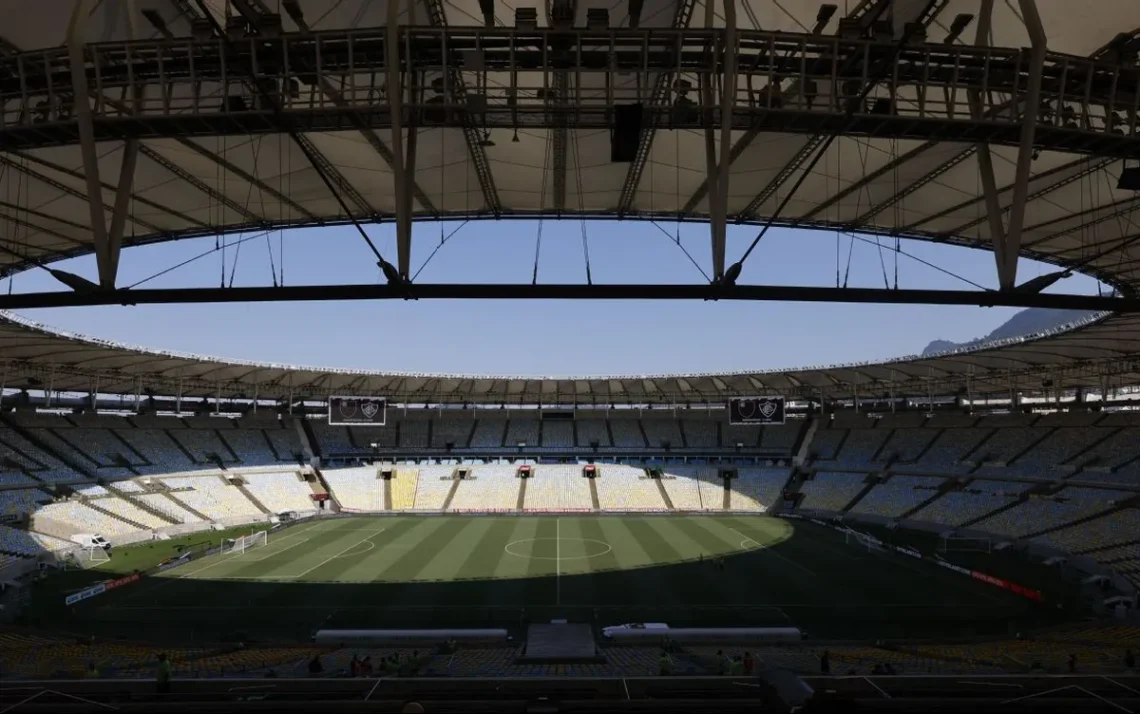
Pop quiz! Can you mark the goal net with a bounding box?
[225,530,269,555]
[938,535,992,553]
[844,529,886,553]
[73,546,110,567]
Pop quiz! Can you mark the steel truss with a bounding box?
[0,282,1134,311]
[1,28,1138,156]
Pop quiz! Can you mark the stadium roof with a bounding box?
[1,0,1140,402]
[3,308,1139,402]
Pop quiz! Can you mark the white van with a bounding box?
[70,534,111,551]
[601,622,669,638]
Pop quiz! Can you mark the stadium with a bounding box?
[1,0,1140,711]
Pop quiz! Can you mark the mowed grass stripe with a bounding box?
[522,517,560,607]
[374,518,475,608]
[593,517,669,607]
[663,517,762,606]
[300,518,424,582]
[484,518,541,612]
[559,517,615,607]
[415,517,497,582]
[618,518,696,607]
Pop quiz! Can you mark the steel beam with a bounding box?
[424,0,503,215]
[0,155,173,236]
[943,157,1114,236]
[137,144,266,226]
[0,282,1132,312]
[614,0,699,215]
[712,0,738,278]
[172,138,317,221]
[309,77,438,216]
[971,0,1010,287]
[736,135,827,220]
[105,139,138,287]
[387,0,411,277]
[67,0,115,287]
[1000,0,1048,290]
[293,132,378,218]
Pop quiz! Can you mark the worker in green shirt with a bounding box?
[156,653,172,694]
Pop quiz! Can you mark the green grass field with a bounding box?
[47,514,1070,643]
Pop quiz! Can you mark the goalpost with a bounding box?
[225,530,269,555]
[844,529,886,554]
[72,546,110,568]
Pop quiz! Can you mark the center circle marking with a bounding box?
[504,537,613,561]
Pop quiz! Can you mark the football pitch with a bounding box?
[65,514,1067,642]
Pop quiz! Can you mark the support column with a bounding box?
[386,0,411,278]
[1002,0,1048,289]
[712,0,737,280]
[67,0,113,286]
[969,0,1012,289]
[702,0,721,279]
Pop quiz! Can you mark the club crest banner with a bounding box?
[328,396,387,426]
[728,397,786,425]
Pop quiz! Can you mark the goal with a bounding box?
[73,546,110,567]
[938,534,992,553]
[225,530,269,555]
[844,529,886,553]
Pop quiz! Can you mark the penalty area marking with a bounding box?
[331,540,376,559]
[725,525,816,577]
[244,537,311,562]
[287,527,387,579]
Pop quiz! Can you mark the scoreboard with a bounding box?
[328,396,387,426]
[728,397,786,425]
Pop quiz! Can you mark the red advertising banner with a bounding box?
[971,570,1042,601]
[103,573,141,591]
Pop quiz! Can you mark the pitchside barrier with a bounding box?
[314,629,509,646]
[781,513,1043,602]
[603,626,802,645]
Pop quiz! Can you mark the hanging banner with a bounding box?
[328,396,387,426]
[728,397,786,425]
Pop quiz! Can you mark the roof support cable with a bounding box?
[838,231,1003,292]
[719,15,935,287]
[412,222,469,282]
[532,128,554,286]
[650,221,710,282]
[571,125,593,285]
[191,5,403,288]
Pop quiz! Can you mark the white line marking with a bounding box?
[726,525,816,576]
[864,678,891,699]
[1076,685,1134,714]
[245,537,311,562]
[365,678,382,701]
[289,527,386,580]
[331,540,376,559]
[1104,677,1140,696]
[1001,685,1079,705]
[958,680,1024,688]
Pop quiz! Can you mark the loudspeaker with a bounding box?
[1118,166,1140,191]
[611,104,643,162]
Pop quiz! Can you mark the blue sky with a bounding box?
[5,220,1103,377]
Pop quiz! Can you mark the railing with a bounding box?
[0,28,1137,145]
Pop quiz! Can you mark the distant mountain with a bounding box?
[921,308,1099,356]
